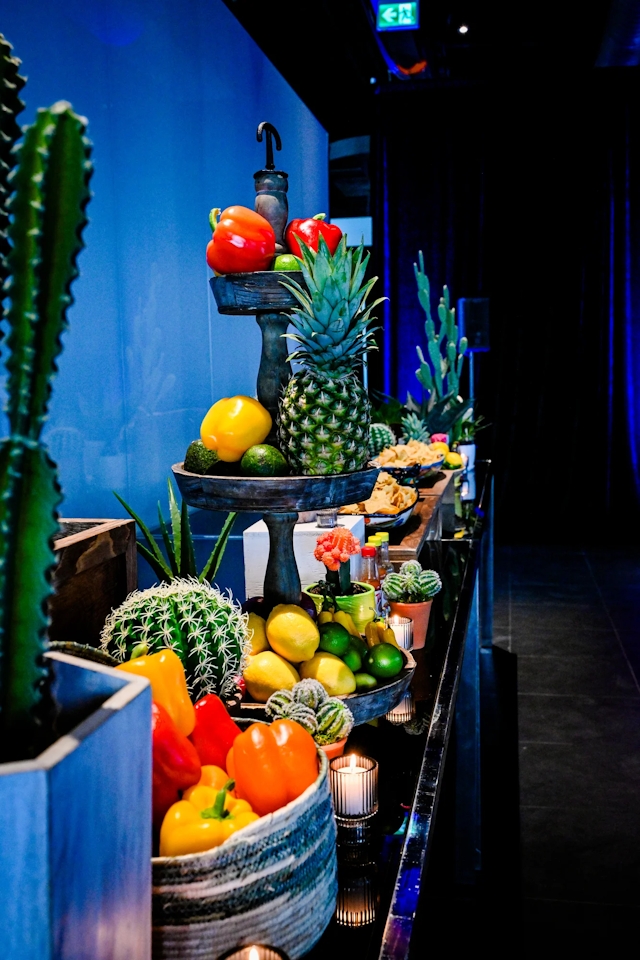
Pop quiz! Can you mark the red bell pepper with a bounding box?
[188,693,242,768]
[285,213,342,257]
[206,205,276,274]
[152,701,201,830]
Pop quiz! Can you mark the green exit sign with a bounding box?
[377,2,419,31]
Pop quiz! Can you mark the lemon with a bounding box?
[247,613,269,656]
[430,441,450,455]
[266,604,320,663]
[243,651,300,702]
[299,652,356,696]
[444,452,463,468]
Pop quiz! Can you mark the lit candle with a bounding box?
[388,615,413,650]
[329,754,378,819]
[336,866,378,927]
[218,946,289,960]
[386,692,414,725]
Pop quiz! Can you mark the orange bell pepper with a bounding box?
[116,647,195,737]
[226,718,318,817]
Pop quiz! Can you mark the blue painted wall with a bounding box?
[0,0,328,529]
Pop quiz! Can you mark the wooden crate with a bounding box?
[49,519,137,648]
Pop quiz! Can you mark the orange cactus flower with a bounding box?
[314,528,361,572]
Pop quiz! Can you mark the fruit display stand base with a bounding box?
[173,463,379,608]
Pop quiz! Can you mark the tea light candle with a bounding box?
[386,691,415,725]
[336,866,378,927]
[329,754,378,819]
[218,946,289,960]
[388,615,413,650]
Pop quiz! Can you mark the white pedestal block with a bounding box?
[243,515,366,600]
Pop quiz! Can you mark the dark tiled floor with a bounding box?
[495,546,640,954]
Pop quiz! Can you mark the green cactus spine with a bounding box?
[100,579,250,700]
[400,413,429,443]
[369,422,396,458]
[0,101,92,760]
[0,35,25,303]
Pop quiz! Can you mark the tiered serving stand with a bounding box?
[172,272,380,608]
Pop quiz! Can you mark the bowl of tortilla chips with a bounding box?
[339,471,419,529]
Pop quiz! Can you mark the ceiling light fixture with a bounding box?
[458,24,469,34]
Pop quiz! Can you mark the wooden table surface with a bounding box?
[388,470,456,564]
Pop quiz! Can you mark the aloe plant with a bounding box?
[0,100,92,760]
[115,480,236,585]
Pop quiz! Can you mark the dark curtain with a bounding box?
[371,69,640,543]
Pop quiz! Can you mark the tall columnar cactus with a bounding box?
[0,35,26,304]
[413,251,468,407]
[100,579,251,701]
[0,101,92,760]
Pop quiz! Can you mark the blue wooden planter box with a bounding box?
[0,652,152,960]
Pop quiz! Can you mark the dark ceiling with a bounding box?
[222,0,616,139]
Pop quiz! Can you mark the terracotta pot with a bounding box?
[303,582,376,634]
[319,736,348,759]
[388,599,433,650]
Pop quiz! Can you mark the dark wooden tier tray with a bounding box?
[210,271,309,315]
[172,463,379,513]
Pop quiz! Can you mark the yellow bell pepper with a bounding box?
[333,610,361,638]
[200,395,272,462]
[159,780,259,857]
[318,611,334,626]
[116,648,195,737]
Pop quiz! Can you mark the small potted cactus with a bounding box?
[305,528,376,633]
[381,561,442,650]
[266,679,354,758]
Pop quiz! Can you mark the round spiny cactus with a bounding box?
[369,423,396,458]
[100,578,250,700]
[265,689,295,719]
[293,678,328,711]
[382,561,442,604]
[315,698,354,746]
[287,703,318,735]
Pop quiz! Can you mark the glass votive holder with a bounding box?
[336,864,379,927]
[218,947,289,960]
[316,508,338,528]
[330,754,378,848]
[388,615,413,650]
[385,691,415,725]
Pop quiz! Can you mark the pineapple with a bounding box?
[278,236,385,475]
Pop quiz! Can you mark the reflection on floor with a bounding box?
[495,545,640,954]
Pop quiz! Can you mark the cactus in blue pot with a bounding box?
[0,98,92,759]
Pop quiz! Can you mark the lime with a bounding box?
[273,253,301,271]
[364,643,404,679]
[354,672,378,691]
[241,444,288,477]
[342,645,362,673]
[348,634,368,659]
[318,621,351,657]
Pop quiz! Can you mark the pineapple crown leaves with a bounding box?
[279,234,386,375]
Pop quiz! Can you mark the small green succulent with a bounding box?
[382,560,442,603]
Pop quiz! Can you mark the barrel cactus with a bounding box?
[100,578,250,700]
[382,560,442,603]
[265,679,353,746]
[315,698,353,746]
[369,422,396,458]
[0,92,92,760]
[293,678,328,711]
